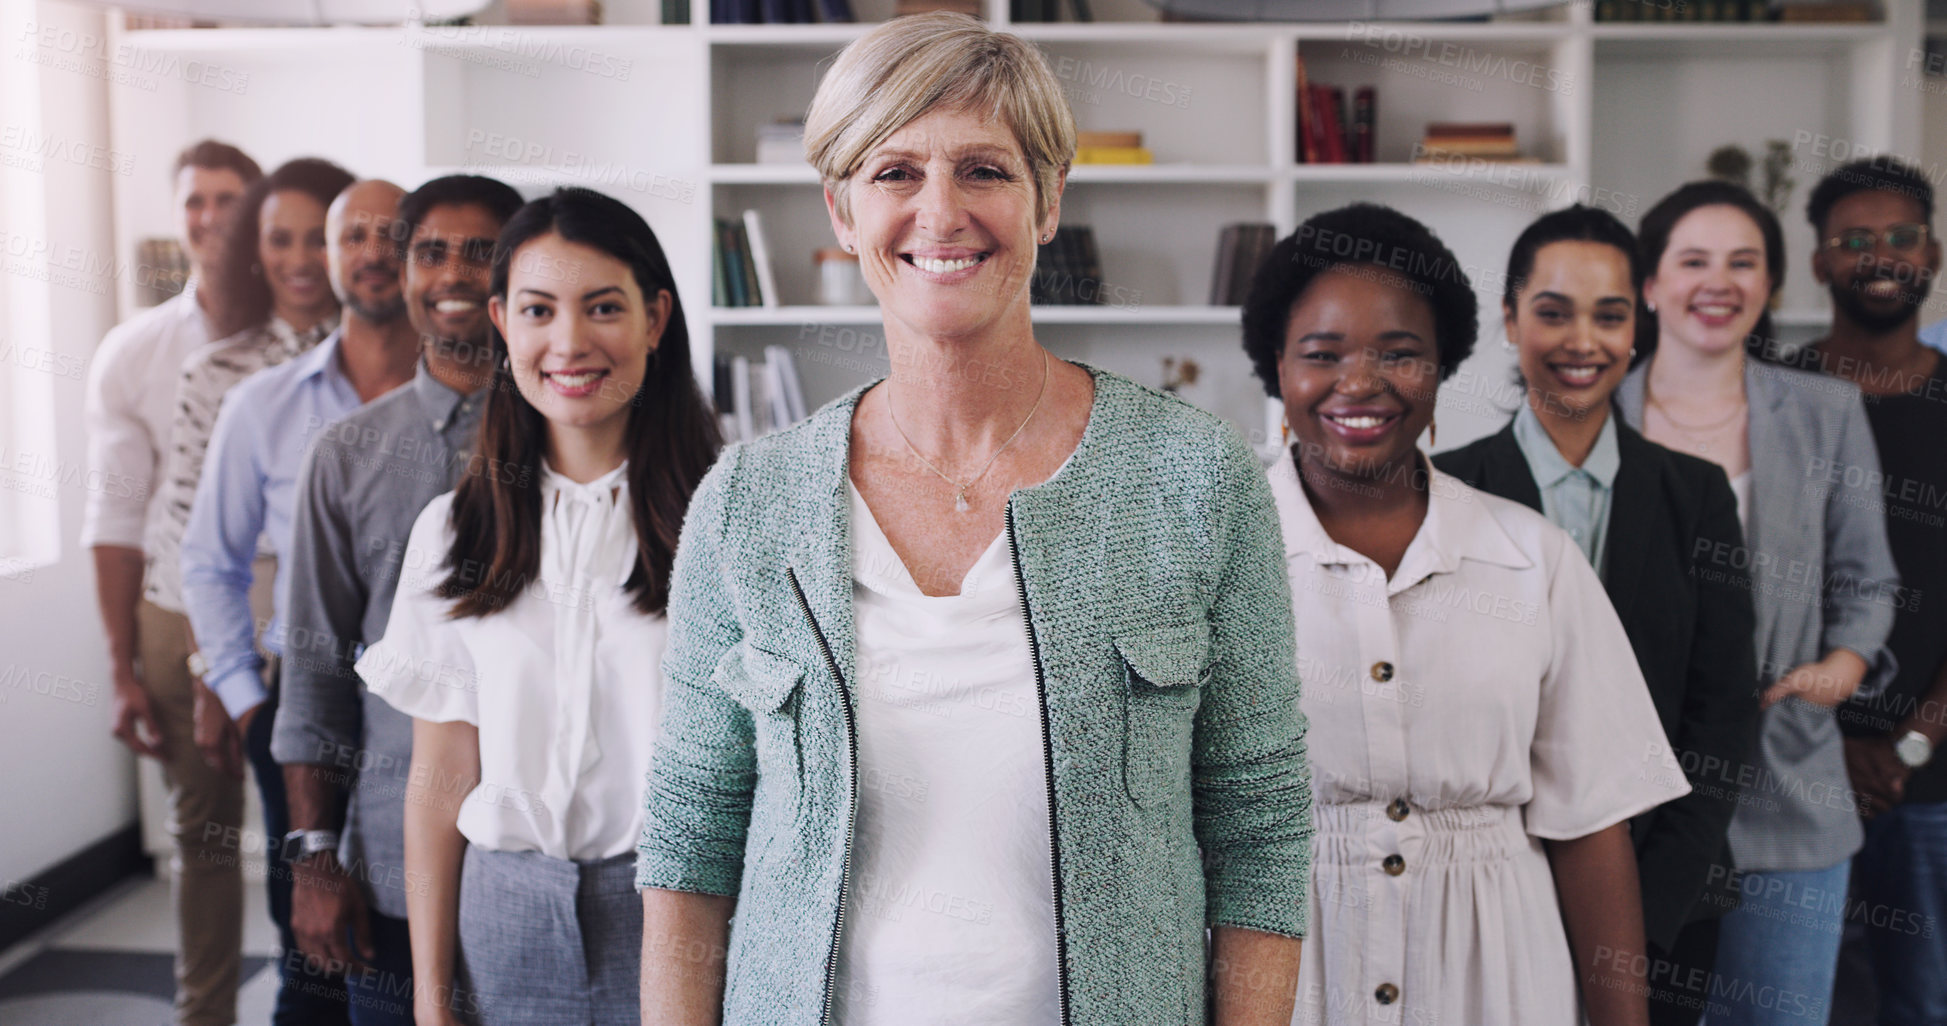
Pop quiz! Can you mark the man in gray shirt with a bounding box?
[269,175,522,1025]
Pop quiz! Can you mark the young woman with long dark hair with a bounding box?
[355,186,720,1026]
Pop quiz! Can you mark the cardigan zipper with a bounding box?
[1005,507,1076,1026]
[786,566,859,1026]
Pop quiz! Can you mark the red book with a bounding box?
[1353,86,1376,163]
[1314,86,1346,164]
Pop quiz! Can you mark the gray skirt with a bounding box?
[455,846,641,1025]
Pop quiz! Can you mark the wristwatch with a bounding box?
[185,651,209,680]
[281,829,340,865]
[1893,730,1935,769]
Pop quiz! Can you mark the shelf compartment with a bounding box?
[1288,161,1574,181]
[1294,33,1576,165]
[1591,23,1885,58]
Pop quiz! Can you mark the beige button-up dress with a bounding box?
[1271,457,1689,1026]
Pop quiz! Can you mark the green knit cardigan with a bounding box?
[636,365,1313,1026]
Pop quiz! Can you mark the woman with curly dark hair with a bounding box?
[1243,203,1685,1026]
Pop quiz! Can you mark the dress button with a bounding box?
[1382,854,1405,876]
[1375,983,1399,1005]
[1387,798,1410,822]
[1370,661,1394,682]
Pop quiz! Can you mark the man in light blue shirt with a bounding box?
[182,332,364,720]
[179,180,422,1024]
[1509,401,1621,574]
[1921,315,1946,353]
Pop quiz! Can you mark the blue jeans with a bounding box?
[245,683,352,1025]
[1854,801,1947,1025]
[1707,861,1850,1025]
[344,911,416,1026]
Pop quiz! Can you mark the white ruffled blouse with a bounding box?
[356,461,667,861]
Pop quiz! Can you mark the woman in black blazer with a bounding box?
[1434,205,1759,1026]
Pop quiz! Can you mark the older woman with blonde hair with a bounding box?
[637,12,1312,1026]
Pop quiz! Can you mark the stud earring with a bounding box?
[1646,300,1657,313]
[1041,232,1054,244]
[842,242,853,253]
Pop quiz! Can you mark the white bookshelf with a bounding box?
[104,0,1929,449]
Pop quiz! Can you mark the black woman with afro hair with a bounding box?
[1247,202,1684,1026]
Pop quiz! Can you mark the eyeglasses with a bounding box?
[1824,223,1931,255]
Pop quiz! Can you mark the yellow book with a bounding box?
[1075,146,1155,165]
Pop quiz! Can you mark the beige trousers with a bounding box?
[139,599,245,1026]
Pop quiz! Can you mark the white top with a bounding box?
[831,484,1060,1026]
[356,462,667,861]
[80,288,213,550]
[1729,469,1752,535]
[1269,456,1688,1026]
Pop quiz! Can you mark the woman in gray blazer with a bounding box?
[1619,180,1901,1026]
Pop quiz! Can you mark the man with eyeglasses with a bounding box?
[1798,157,1947,1026]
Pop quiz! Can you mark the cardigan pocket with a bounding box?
[712,640,808,848]
[1116,622,1211,809]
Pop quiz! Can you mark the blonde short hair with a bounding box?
[804,12,1076,226]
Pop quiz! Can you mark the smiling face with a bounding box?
[826,105,1058,341]
[488,232,671,438]
[404,202,502,353]
[1643,204,1772,359]
[1510,240,1636,421]
[175,164,246,272]
[1813,189,1940,333]
[1279,264,1442,483]
[257,188,334,321]
[326,182,406,324]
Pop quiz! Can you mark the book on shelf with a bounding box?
[1414,122,1523,162]
[1075,131,1152,164]
[506,0,601,23]
[1595,0,1766,20]
[1772,0,1874,20]
[755,119,807,165]
[1294,55,1313,164]
[1352,86,1375,164]
[742,210,780,310]
[1011,0,1093,22]
[896,0,980,13]
[1208,223,1274,307]
[1295,77,1373,164]
[713,213,778,308]
[1075,146,1155,165]
[765,344,809,424]
[714,350,809,443]
[729,354,755,441]
[714,0,851,24]
[1031,226,1106,306]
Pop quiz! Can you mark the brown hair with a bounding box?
[205,157,352,338]
[172,139,262,183]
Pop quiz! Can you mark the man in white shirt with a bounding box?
[85,139,261,1026]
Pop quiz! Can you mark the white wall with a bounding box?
[0,0,141,888]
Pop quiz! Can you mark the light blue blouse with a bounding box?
[1510,404,1620,576]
